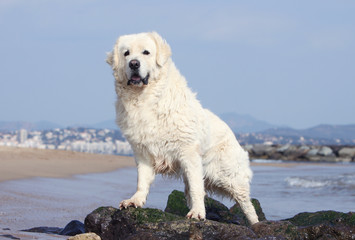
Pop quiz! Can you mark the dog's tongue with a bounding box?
[131,75,141,81]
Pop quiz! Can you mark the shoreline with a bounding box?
[1,146,352,183]
[0,146,136,183]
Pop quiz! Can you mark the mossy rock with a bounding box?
[164,190,264,225]
[230,198,266,226]
[121,207,184,225]
[285,210,355,227]
[164,190,236,223]
[164,190,190,217]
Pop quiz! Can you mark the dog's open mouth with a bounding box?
[128,74,149,86]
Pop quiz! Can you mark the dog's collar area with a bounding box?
[127,74,150,86]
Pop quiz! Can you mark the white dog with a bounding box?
[107,32,259,225]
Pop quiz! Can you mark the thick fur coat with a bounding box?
[107,32,259,224]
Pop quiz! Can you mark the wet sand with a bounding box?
[0,146,136,182]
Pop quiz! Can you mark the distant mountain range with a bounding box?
[261,124,355,141]
[219,112,278,133]
[1,114,354,142]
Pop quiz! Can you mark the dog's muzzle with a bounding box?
[127,73,150,86]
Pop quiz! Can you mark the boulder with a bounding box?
[165,190,266,225]
[284,210,355,227]
[85,207,256,240]
[306,148,319,157]
[284,211,355,239]
[282,145,309,160]
[251,144,275,157]
[318,146,334,156]
[252,221,300,240]
[164,190,189,217]
[276,144,291,153]
[84,195,355,240]
[230,198,266,226]
[60,220,85,236]
[339,147,355,158]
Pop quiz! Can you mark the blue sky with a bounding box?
[0,0,354,129]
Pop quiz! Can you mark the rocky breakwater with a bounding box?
[244,144,355,163]
[84,190,355,240]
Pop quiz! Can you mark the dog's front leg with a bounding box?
[181,149,206,220]
[119,161,155,209]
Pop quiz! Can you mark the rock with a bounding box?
[243,144,253,152]
[84,200,355,240]
[285,210,355,227]
[252,221,300,240]
[164,190,189,217]
[204,195,239,224]
[285,211,355,239]
[68,233,101,240]
[318,146,334,156]
[283,145,309,160]
[277,144,291,153]
[60,220,85,236]
[85,206,256,240]
[230,198,266,226]
[251,144,275,156]
[339,147,355,158]
[22,226,63,234]
[306,148,319,156]
[165,190,264,225]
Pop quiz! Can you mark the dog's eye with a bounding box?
[124,50,130,57]
[143,50,150,55]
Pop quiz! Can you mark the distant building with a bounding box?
[18,129,28,143]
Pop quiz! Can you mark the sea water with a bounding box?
[0,162,354,231]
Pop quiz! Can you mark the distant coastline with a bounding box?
[246,144,355,163]
[1,126,355,163]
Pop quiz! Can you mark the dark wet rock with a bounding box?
[21,226,62,234]
[285,211,355,227]
[85,206,256,240]
[230,198,266,226]
[165,190,256,225]
[84,198,355,240]
[204,195,239,224]
[59,220,85,236]
[252,220,300,240]
[284,211,355,239]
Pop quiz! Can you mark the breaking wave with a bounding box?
[285,173,355,190]
[285,177,331,188]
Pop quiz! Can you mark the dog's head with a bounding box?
[107,32,171,88]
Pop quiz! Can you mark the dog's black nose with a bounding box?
[129,59,140,70]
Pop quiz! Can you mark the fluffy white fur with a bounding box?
[107,32,259,225]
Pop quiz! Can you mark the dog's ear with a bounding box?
[149,32,171,67]
[106,38,121,70]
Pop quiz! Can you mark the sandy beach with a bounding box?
[0,147,136,239]
[0,146,136,182]
[0,146,323,183]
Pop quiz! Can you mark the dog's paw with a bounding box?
[119,198,145,210]
[186,208,206,220]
